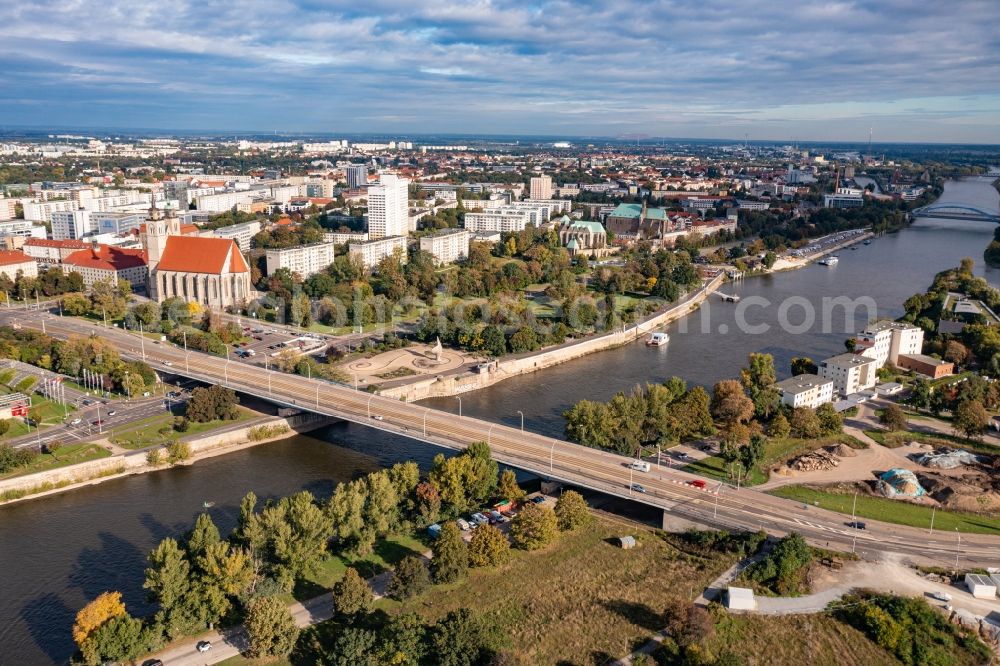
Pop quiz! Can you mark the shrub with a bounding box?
[387,556,431,600]
[166,441,191,464]
[554,490,591,531]
[510,502,558,551]
[467,524,511,567]
[145,449,163,466]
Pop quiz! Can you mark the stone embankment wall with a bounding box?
[0,413,333,505]
[380,273,724,402]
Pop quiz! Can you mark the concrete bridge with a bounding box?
[912,203,1000,223]
[6,308,1000,567]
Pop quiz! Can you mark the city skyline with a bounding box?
[2,0,999,143]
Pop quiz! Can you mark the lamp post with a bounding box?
[955,530,961,569]
[102,307,107,328]
[423,407,429,436]
[517,410,524,432]
[487,423,494,445]
[138,321,146,361]
[714,485,721,519]
[549,441,555,473]
[851,491,858,525]
[929,505,937,535]
[368,394,375,418]
[455,396,462,418]
[224,357,230,385]
[315,383,320,408]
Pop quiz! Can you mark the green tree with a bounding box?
[186,512,220,559]
[468,523,511,567]
[143,538,190,614]
[554,490,591,531]
[790,357,818,376]
[769,412,791,439]
[464,441,499,504]
[329,627,380,666]
[432,522,468,583]
[245,596,299,659]
[430,609,501,666]
[790,407,822,439]
[332,567,373,619]
[740,353,780,419]
[379,612,428,665]
[497,469,525,504]
[184,385,240,422]
[816,403,843,435]
[387,555,431,600]
[510,502,558,551]
[429,453,474,511]
[82,614,147,666]
[879,404,908,432]
[955,399,989,440]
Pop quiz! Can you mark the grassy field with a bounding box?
[293,532,426,600]
[694,612,900,666]
[769,485,1000,535]
[384,518,738,666]
[865,427,1000,455]
[108,407,257,450]
[683,434,865,487]
[0,441,110,480]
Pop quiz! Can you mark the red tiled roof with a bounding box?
[155,236,249,274]
[0,250,34,267]
[63,245,147,271]
[23,239,90,249]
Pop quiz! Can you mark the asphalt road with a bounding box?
[5,308,1000,569]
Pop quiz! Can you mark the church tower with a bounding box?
[142,203,180,300]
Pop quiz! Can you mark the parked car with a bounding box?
[70,418,82,425]
[531,496,546,504]
[930,591,952,602]
[456,518,471,531]
[489,510,507,524]
[427,523,442,539]
[630,483,647,494]
[92,419,104,426]
[846,521,867,530]
[196,640,212,653]
[471,512,490,526]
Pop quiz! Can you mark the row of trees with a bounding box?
[0,265,84,302]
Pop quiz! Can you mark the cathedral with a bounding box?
[142,206,252,310]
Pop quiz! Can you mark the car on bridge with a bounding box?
[630,483,646,494]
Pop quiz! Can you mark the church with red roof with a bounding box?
[142,206,252,309]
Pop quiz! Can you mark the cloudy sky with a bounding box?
[2,0,999,142]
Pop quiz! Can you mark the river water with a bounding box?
[2,178,998,664]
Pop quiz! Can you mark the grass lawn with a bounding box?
[384,518,738,665]
[0,441,110,480]
[108,407,256,450]
[697,613,899,666]
[769,485,1000,535]
[683,434,865,487]
[293,533,426,600]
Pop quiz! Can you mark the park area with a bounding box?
[107,407,256,450]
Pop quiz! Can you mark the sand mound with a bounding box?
[831,443,857,458]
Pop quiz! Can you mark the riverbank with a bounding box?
[0,412,335,505]
[378,272,725,401]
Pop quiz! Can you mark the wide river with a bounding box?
[2,177,999,664]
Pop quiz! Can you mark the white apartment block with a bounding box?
[51,209,94,240]
[93,212,145,235]
[855,321,923,367]
[265,242,335,278]
[818,353,879,396]
[23,199,77,223]
[194,191,257,213]
[368,174,410,239]
[464,209,533,233]
[504,199,572,225]
[775,374,834,409]
[419,229,472,266]
[213,220,262,253]
[529,175,553,200]
[324,231,369,245]
[0,220,47,239]
[349,236,407,271]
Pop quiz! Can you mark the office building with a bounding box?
[51,209,94,240]
[419,229,471,265]
[212,220,261,253]
[818,353,879,395]
[823,188,865,209]
[775,374,834,409]
[529,175,553,200]
[93,211,146,236]
[265,242,335,278]
[367,174,409,239]
[349,236,407,271]
[346,164,368,189]
[855,321,924,367]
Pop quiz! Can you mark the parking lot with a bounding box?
[228,324,329,367]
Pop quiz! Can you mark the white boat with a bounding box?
[646,332,670,346]
[819,256,839,266]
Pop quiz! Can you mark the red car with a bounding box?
[92,419,104,426]
[689,479,707,489]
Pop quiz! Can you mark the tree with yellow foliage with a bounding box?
[72,591,125,646]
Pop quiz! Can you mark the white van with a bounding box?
[629,460,651,472]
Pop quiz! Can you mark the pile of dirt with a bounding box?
[788,448,840,472]
[831,443,857,458]
[877,468,925,498]
[920,468,1000,513]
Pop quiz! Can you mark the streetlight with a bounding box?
[455,396,462,418]
[423,407,429,436]
[487,423,494,445]
[549,441,556,473]
[929,505,937,535]
[955,529,961,569]
[315,383,320,408]
[367,394,375,418]
[138,321,146,361]
[517,410,524,432]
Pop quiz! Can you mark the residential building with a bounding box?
[367,174,409,239]
[818,353,879,395]
[775,374,834,409]
[212,220,261,252]
[0,219,47,241]
[163,180,190,206]
[896,354,954,379]
[51,209,93,240]
[529,175,553,200]
[419,229,471,265]
[265,242,335,278]
[855,321,923,367]
[349,236,407,271]
[62,244,148,291]
[558,220,609,257]
[143,206,252,309]
[22,199,77,223]
[0,250,39,281]
[735,200,771,211]
[464,209,533,233]
[346,164,368,189]
[323,231,368,244]
[194,191,256,213]
[22,238,90,264]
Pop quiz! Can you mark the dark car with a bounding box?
[630,483,647,494]
[846,521,867,530]
[531,496,545,504]
[143,660,164,666]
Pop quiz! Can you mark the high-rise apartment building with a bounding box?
[367,174,409,239]
[50,209,93,240]
[346,164,368,189]
[529,175,553,200]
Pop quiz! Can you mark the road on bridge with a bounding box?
[4,308,1000,568]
